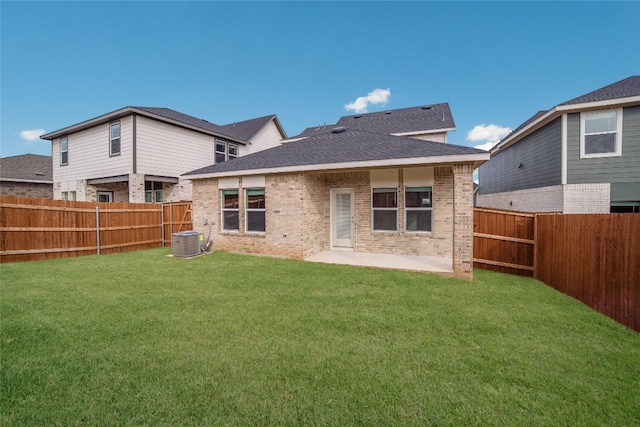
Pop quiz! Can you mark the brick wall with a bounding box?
[452,164,474,279]
[191,165,474,278]
[0,181,52,199]
[563,183,610,213]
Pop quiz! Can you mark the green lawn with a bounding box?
[1,248,639,426]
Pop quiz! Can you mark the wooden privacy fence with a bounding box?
[474,208,640,332]
[0,195,192,263]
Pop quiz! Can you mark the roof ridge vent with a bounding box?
[421,105,432,110]
[354,115,363,119]
[331,126,346,134]
[385,111,392,114]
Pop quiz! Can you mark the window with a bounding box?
[372,188,397,231]
[60,137,68,165]
[216,140,239,163]
[145,181,163,203]
[405,187,433,232]
[245,188,265,232]
[610,202,640,213]
[61,191,75,201]
[110,122,121,156]
[581,110,622,157]
[221,189,240,231]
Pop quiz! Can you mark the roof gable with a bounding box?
[560,76,640,106]
[217,115,286,141]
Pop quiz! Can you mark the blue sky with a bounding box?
[1,1,639,158]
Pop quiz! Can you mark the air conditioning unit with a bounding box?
[171,231,203,257]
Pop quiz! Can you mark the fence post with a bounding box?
[161,204,165,247]
[169,203,173,241]
[95,206,100,256]
[533,214,538,279]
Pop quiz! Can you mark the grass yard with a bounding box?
[1,248,639,426]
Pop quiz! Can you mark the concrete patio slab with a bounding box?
[305,250,454,274]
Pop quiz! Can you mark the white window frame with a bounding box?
[60,137,68,166]
[405,186,433,233]
[215,140,239,163]
[245,188,266,233]
[109,121,121,156]
[580,109,623,158]
[371,187,398,232]
[144,181,163,204]
[221,189,240,232]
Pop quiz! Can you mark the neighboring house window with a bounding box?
[372,188,397,231]
[221,189,240,231]
[145,181,163,203]
[215,140,239,163]
[581,109,622,158]
[405,187,433,232]
[60,137,68,165]
[110,122,121,156]
[245,188,265,232]
[62,191,75,201]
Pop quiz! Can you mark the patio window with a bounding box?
[372,188,397,231]
[216,140,239,163]
[221,189,239,231]
[405,186,433,232]
[60,137,68,165]
[109,121,121,156]
[581,109,622,158]
[245,188,265,233]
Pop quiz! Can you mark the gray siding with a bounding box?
[478,118,562,194]
[567,106,640,184]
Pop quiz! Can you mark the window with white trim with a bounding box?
[581,110,622,157]
[109,122,121,156]
[60,137,68,165]
[215,140,239,163]
[245,188,265,232]
[405,186,433,232]
[372,188,397,231]
[61,191,76,201]
[221,189,240,231]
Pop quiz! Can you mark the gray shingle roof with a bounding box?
[132,107,239,140]
[0,154,52,182]
[217,115,282,141]
[184,127,485,176]
[559,76,640,105]
[291,103,455,140]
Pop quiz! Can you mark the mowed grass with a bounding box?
[1,248,639,426]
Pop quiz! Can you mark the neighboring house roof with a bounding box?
[40,106,285,144]
[217,114,287,141]
[492,75,640,154]
[291,103,455,140]
[0,154,53,183]
[184,126,488,178]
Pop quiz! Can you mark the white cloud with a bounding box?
[466,124,512,145]
[345,88,391,113]
[20,129,46,142]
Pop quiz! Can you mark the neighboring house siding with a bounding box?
[479,118,562,194]
[243,121,283,155]
[567,106,640,186]
[135,116,218,177]
[406,132,447,143]
[53,116,134,182]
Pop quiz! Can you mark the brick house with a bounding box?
[185,104,489,279]
[39,107,286,203]
[0,154,53,198]
[477,76,640,213]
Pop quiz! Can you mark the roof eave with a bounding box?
[40,107,247,144]
[184,152,490,180]
[491,95,640,155]
[391,127,456,137]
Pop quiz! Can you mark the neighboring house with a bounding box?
[184,104,489,279]
[477,76,640,213]
[39,107,286,203]
[0,154,53,198]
